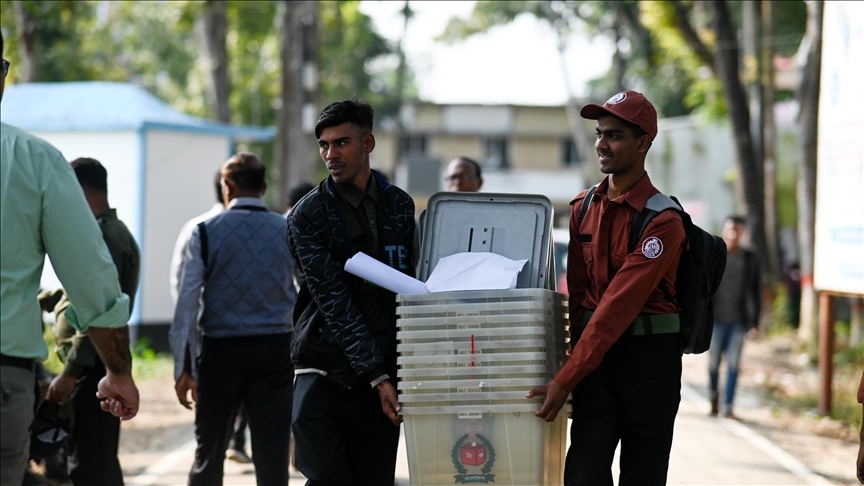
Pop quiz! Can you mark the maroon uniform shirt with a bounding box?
[554,173,686,391]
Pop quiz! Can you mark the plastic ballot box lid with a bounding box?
[418,192,554,289]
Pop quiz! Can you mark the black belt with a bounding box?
[0,354,35,371]
[581,311,680,336]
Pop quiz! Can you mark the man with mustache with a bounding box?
[288,98,415,485]
[528,91,686,486]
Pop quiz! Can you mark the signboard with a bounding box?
[813,1,864,295]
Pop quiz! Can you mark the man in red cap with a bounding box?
[528,91,686,485]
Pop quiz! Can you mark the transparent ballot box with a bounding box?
[402,408,567,486]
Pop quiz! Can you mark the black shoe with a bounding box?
[710,397,719,416]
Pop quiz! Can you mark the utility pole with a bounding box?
[393,1,413,173]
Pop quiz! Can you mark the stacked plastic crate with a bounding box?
[399,192,569,485]
[398,289,570,484]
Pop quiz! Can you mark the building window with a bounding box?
[398,135,427,159]
[482,137,509,169]
[562,138,581,167]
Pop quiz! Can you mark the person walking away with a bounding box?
[708,215,761,418]
[168,171,253,465]
[170,153,296,486]
[43,158,140,485]
[527,90,686,486]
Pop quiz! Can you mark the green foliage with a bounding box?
[2,1,405,125]
[41,323,64,376]
[131,337,174,381]
[834,342,864,368]
[438,1,543,43]
[436,0,807,121]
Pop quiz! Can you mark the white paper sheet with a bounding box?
[344,252,428,294]
[424,252,528,292]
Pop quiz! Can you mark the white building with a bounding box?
[1,81,274,347]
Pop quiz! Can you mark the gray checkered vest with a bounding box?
[198,206,295,338]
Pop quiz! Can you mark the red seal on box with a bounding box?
[461,442,486,466]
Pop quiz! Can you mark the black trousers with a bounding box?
[565,333,682,486]
[67,360,124,486]
[190,334,293,486]
[229,401,249,452]
[292,374,400,486]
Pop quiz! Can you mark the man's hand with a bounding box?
[46,374,78,405]
[96,372,139,420]
[376,381,402,426]
[747,324,759,340]
[526,380,570,422]
[174,371,197,410]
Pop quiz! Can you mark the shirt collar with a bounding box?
[332,174,379,208]
[227,197,266,209]
[95,208,117,222]
[595,172,656,212]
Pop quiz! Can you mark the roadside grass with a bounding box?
[761,318,863,440]
[41,325,173,382]
[131,337,174,382]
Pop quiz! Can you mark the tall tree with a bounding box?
[13,1,37,82]
[795,0,822,342]
[703,0,769,283]
[274,0,320,209]
[762,0,782,285]
[196,0,231,122]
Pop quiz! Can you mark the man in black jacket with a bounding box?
[287,98,415,485]
[708,215,761,419]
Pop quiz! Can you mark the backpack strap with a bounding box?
[578,184,600,225]
[196,221,212,281]
[629,193,683,307]
[629,193,682,252]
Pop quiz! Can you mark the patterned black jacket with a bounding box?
[287,170,415,388]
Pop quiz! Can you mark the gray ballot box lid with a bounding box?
[418,192,554,289]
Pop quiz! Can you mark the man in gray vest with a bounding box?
[170,153,296,486]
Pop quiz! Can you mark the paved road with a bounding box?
[123,376,835,486]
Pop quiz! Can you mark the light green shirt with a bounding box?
[1,122,130,360]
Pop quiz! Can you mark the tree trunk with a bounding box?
[393,1,412,171]
[762,0,782,284]
[706,1,769,282]
[551,34,597,183]
[13,1,38,82]
[612,12,626,94]
[195,0,231,123]
[274,0,295,210]
[274,1,319,211]
[795,0,822,343]
[289,1,319,187]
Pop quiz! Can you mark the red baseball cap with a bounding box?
[580,91,658,140]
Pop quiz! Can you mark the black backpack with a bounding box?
[578,185,727,354]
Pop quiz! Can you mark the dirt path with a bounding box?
[681,335,860,486]
[119,379,196,478]
[118,333,862,485]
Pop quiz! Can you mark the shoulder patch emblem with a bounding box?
[642,236,663,259]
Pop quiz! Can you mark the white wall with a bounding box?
[645,117,736,233]
[31,130,142,241]
[35,131,142,303]
[140,130,230,324]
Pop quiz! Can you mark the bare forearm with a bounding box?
[87,326,133,376]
